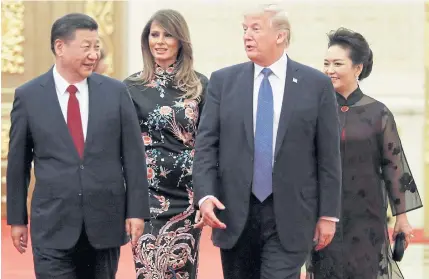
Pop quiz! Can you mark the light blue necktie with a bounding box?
[252,68,273,202]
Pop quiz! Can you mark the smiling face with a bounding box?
[55,29,100,82]
[323,44,362,94]
[148,21,179,68]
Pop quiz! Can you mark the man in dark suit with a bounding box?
[6,13,149,279]
[193,5,341,279]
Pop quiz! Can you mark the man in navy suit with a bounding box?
[193,5,342,279]
[7,13,150,279]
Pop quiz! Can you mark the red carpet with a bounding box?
[1,220,222,279]
[2,219,427,279]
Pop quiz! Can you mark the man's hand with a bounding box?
[313,219,336,251]
[194,197,226,229]
[11,225,28,254]
[125,218,145,247]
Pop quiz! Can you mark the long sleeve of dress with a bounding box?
[196,74,209,129]
[380,108,423,216]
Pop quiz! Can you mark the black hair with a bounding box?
[50,13,98,54]
[327,27,373,80]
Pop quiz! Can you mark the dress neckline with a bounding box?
[336,87,364,107]
[154,62,177,77]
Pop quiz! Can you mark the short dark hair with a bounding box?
[50,13,98,54]
[327,28,373,81]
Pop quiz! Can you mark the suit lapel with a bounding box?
[84,74,104,158]
[274,58,300,158]
[240,62,255,152]
[39,68,81,160]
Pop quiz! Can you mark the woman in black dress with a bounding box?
[306,28,423,279]
[124,9,208,279]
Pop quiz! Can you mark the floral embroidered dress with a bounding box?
[124,64,208,279]
[306,87,423,279]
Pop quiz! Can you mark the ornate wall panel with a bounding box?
[1,1,25,74]
[424,0,429,237]
[85,0,126,79]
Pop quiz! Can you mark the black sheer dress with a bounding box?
[306,87,423,279]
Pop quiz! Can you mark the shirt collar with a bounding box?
[254,52,287,80]
[53,65,88,95]
[336,87,364,106]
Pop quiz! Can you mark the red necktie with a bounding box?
[67,85,84,158]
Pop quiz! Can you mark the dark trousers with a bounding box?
[221,195,307,279]
[32,228,120,279]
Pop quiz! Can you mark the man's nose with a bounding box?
[88,50,98,60]
[243,30,252,40]
[243,34,253,41]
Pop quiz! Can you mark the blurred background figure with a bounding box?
[94,48,107,74]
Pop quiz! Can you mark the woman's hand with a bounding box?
[393,214,414,249]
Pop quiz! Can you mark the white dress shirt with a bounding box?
[253,52,287,161]
[52,65,89,140]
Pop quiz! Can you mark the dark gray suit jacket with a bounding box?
[6,68,150,249]
[193,58,342,252]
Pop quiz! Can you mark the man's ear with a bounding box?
[276,30,287,46]
[54,39,65,57]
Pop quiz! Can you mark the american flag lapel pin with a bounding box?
[293,78,298,83]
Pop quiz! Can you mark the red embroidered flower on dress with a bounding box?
[166,67,174,74]
[159,106,172,116]
[141,133,152,146]
[147,167,154,179]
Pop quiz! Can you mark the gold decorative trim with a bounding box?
[1,87,14,160]
[85,1,114,76]
[1,1,25,74]
[424,0,429,237]
[1,120,11,160]
[1,87,16,94]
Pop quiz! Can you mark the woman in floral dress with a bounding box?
[124,9,208,279]
[306,28,423,279]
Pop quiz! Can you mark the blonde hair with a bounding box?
[244,4,291,46]
[135,9,202,100]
